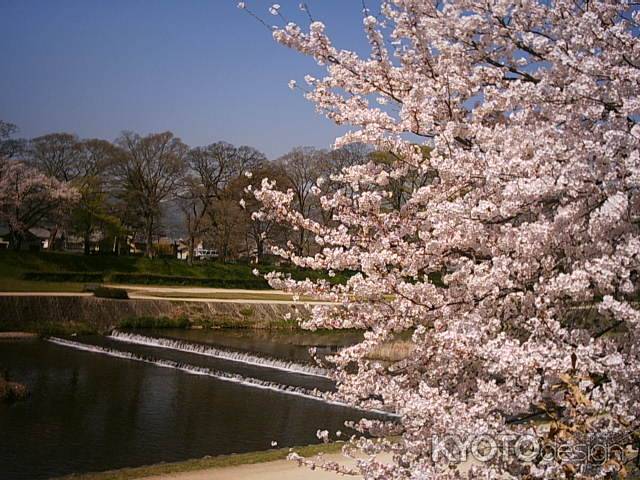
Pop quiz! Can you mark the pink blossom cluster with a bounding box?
[0,158,78,244]
[251,1,640,478]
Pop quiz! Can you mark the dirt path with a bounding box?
[106,285,286,295]
[0,289,331,305]
[126,293,331,305]
[141,454,364,480]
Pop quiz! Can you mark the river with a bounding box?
[0,329,365,480]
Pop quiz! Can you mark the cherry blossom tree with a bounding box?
[244,1,640,478]
[29,132,83,249]
[0,158,78,249]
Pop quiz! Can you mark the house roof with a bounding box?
[28,227,51,239]
[0,224,41,242]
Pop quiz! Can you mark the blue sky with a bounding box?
[0,1,373,159]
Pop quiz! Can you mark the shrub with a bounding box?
[93,287,129,300]
[82,283,102,293]
[22,271,104,283]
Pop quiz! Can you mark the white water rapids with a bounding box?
[46,336,398,418]
[108,330,330,379]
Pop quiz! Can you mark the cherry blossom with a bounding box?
[0,158,78,248]
[269,4,281,16]
[249,1,640,478]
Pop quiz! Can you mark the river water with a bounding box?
[0,330,365,480]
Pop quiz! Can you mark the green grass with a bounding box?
[53,442,346,480]
[0,250,262,282]
[0,251,351,291]
[22,271,105,283]
[108,272,269,289]
[1,320,100,337]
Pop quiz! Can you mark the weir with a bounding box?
[47,337,327,402]
[1,338,369,480]
[109,330,330,379]
[46,336,398,418]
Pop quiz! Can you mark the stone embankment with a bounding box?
[0,295,301,333]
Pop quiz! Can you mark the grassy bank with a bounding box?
[0,251,268,290]
[0,251,351,291]
[55,442,345,480]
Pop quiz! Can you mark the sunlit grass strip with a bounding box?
[53,442,346,480]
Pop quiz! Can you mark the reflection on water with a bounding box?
[0,336,365,480]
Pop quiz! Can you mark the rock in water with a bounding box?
[0,378,29,402]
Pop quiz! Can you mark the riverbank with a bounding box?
[0,251,351,293]
[0,331,37,340]
[0,294,304,335]
[55,443,347,480]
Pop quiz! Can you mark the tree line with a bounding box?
[0,120,378,263]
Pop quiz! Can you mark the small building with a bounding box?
[0,225,46,251]
[176,241,190,260]
[0,227,8,250]
[194,246,218,260]
[28,227,52,250]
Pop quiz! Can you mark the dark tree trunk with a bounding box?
[256,238,264,264]
[83,229,91,255]
[10,231,23,251]
[48,226,58,251]
[298,229,305,256]
[188,236,195,266]
[145,219,154,259]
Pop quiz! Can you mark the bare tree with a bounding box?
[0,121,26,159]
[327,143,371,173]
[179,142,265,264]
[235,145,267,170]
[72,139,119,255]
[0,121,17,141]
[30,133,82,182]
[276,147,324,255]
[207,198,245,262]
[315,144,371,226]
[233,163,288,263]
[113,131,187,258]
